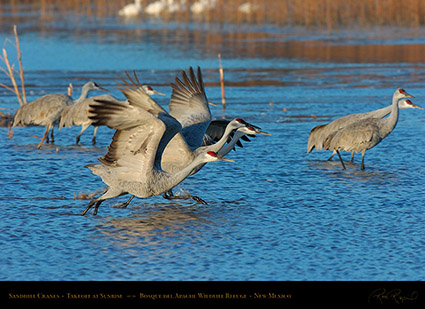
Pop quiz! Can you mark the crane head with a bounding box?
[84,81,108,93]
[206,151,234,162]
[396,88,414,99]
[399,99,424,110]
[240,126,272,136]
[141,85,166,96]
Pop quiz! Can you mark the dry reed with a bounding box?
[0,25,27,106]
[218,53,226,111]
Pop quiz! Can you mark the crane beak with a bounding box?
[257,130,272,136]
[412,102,424,109]
[406,92,415,98]
[219,156,235,162]
[248,127,272,136]
[208,101,217,106]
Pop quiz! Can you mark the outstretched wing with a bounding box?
[89,73,182,172]
[169,66,211,149]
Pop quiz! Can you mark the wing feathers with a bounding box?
[88,72,183,172]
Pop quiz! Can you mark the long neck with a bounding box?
[367,105,392,119]
[217,130,245,156]
[75,86,91,103]
[367,91,402,119]
[380,96,400,138]
[206,124,236,153]
[158,154,209,193]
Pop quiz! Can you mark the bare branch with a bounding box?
[2,48,23,105]
[13,25,26,104]
[0,82,17,94]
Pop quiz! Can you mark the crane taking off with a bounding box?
[82,71,234,216]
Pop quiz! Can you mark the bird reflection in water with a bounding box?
[98,203,212,245]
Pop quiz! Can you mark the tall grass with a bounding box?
[2,0,425,29]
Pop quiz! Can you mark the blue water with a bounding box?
[1,5,425,281]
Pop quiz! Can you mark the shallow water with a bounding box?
[1,5,425,281]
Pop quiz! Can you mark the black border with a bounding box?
[2,281,424,305]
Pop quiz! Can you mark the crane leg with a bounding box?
[37,124,50,149]
[76,124,90,145]
[76,134,81,145]
[92,126,98,145]
[113,195,135,208]
[81,199,103,216]
[163,189,208,205]
[327,151,336,161]
[350,152,354,162]
[336,150,346,170]
[361,151,366,170]
[50,127,54,143]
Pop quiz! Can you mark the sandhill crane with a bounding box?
[91,68,269,209]
[12,81,105,148]
[307,88,419,161]
[118,0,143,17]
[81,76,233,216]
[145,67,269,202]
[119,121,271,209]
[308,89,416,154]
[323,98,418,170]
[59,85,164,145]
[59,94,119,145]
[98,68,244,206]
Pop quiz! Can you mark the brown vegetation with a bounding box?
[2,0,425,29]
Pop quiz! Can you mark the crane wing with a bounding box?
[169,66,211,149]
[325,120,379,152]
[205,119,252,149]
[89,75,182,172]
[13,93,71,127]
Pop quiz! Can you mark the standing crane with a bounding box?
[59,85,164,145]
[307,88,418,161]
[81,75,234,216]
[323,98,418,170]
[11,81,106,148]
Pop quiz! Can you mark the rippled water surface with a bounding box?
[1,4,425,281]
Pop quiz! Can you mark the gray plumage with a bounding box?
[81,72,233,215]
[110,68,270,208]
[58,84,164,145]
[12,81,105,148]
[323,98,415,170]
[307,88,421,160]
[168,66,212,150]
[162,67,269,174]
[59,94,121,145]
